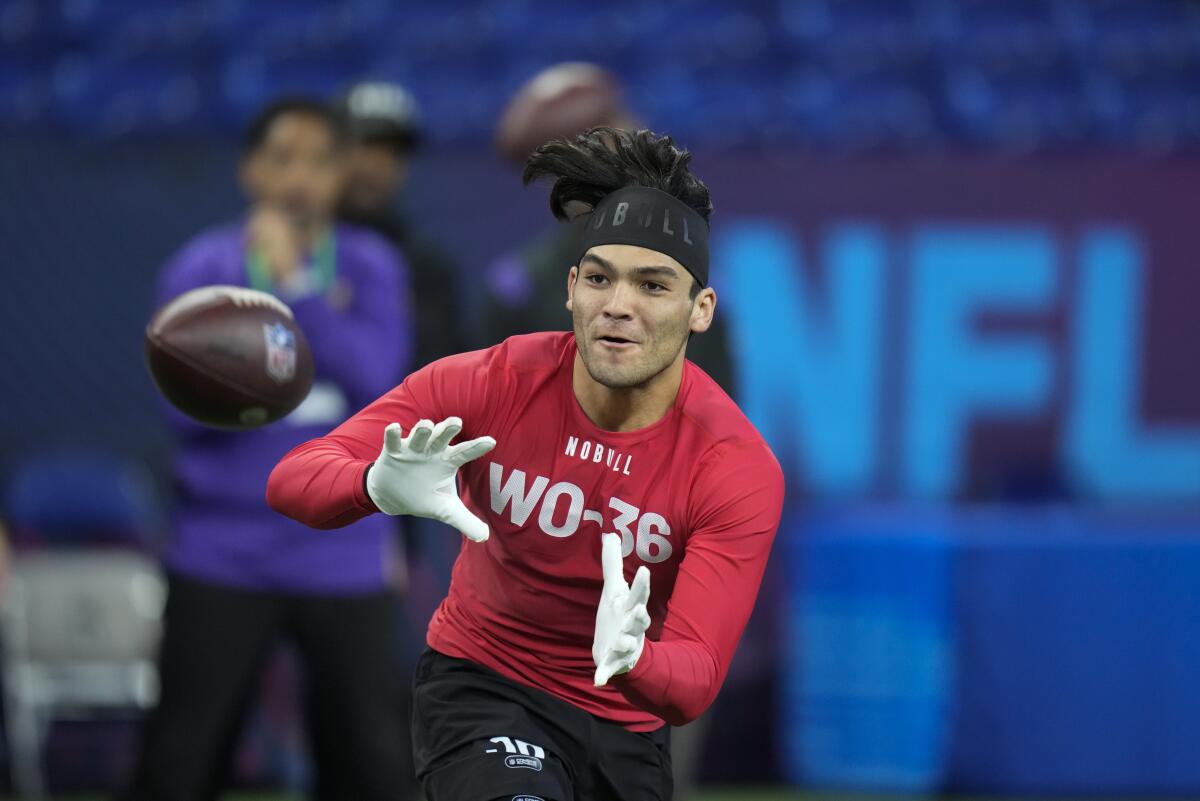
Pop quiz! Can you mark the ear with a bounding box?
[689,287,716,334]
[566,265,578,312]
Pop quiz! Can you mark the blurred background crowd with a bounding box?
[1,0,1198,799]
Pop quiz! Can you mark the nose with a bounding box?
[601,281,635,321]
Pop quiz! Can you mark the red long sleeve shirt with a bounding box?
[267,332,784,730]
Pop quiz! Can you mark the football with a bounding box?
[144,285,314,429]
[495,63,627,162]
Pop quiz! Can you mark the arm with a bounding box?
[609,442,785,725]
[266,349,493,530]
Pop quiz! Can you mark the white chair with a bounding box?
[1,551,165,799]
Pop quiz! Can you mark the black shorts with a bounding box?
[411,648,673,801]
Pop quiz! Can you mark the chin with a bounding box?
[585,357,655,390]
[596,373,645,390]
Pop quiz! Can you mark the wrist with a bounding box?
[359,462,382,513]
[613,638,653,684]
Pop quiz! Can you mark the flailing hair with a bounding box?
[523,127,713,223]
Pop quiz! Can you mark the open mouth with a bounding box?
[597,333,638,347]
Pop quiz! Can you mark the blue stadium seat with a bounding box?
[786,69,938,150]
[4,451,163,547]
[0,54,53,128]
[51,51,215,135]
[785,0,932,73]
[1089,76,1200,149]
[0,0,68,57]
[218,52,364,128]
[102,4,221,61]
[944,65,1095,149]
[0,0,1197,149]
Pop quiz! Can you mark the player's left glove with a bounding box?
[366,416,496,542]
[593,533,652,686]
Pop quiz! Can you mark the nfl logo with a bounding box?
[263,322,297,383]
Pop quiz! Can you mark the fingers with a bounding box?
[594,664,613,687]
[389,417,481,457]
[445,436,496,466]
[593,646,637,687]
[614,634,639,654]
[441,497,490,543]
[383,422,403,455]
[600,533,626,588]
[625,565,650,611]
[625,604,651,634]
[406,419,434,453]
[427,416,463,453]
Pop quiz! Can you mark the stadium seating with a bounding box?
[0,0,1195,149]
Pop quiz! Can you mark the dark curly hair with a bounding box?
[523,127,713,223]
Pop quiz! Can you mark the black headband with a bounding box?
[576,186,710,287]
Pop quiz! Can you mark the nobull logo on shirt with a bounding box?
[564,435,632,475]
[488,462,674,564]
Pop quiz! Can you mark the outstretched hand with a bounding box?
[592,533,652,686]
[366,416,496,542]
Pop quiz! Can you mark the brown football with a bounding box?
[144,285,314,429]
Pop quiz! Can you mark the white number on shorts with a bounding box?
[486,736,545,759]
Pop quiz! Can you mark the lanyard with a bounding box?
[245,230,337,294]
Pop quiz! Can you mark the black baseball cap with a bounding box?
[336,81,423,153]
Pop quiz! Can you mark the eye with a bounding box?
[642,282,666,293]
[585,273,609,285]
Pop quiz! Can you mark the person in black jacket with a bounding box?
[332,81,468,801]
[335,81,467,370]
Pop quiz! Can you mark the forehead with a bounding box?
[581,244,687,277]
[261,113,336,150]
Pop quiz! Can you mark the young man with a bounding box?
[127,98,413,801]
[268,128,785,801]
[480,63,738,398]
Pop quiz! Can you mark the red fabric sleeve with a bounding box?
[266,348,494,529]
[611,440,785,725]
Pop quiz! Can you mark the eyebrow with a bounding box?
[580,254,681,281]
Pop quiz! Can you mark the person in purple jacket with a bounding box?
[125,97,416,801]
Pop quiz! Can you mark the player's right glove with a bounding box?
[593,533,652,686]
[366,416,496,542]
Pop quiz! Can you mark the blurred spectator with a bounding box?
[335,81,467,369]
[480,63,738,397]
[124,97,415,801]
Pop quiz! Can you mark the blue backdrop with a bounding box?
[781,507,1200,794]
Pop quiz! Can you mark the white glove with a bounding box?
[593,533,652,686]
[366,416,496,542]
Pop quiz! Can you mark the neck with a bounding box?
[296,220,330,248]
[572,350,685,432]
